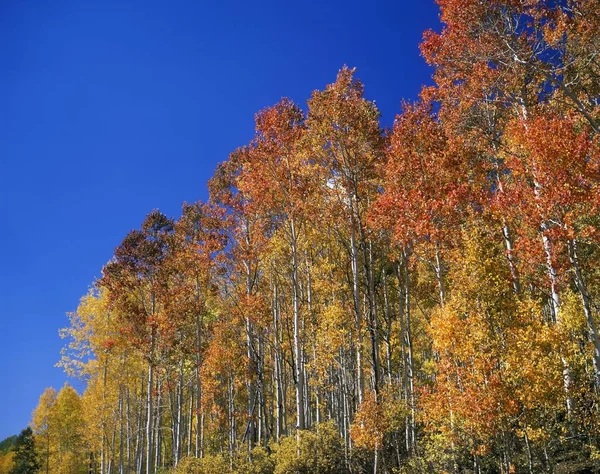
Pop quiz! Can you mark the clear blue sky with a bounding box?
[0,0,439,439]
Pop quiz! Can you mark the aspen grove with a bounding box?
[27,1,600,473]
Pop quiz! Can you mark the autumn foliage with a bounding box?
[28,1,600,473]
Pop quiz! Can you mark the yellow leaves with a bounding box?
[381,386,411,434]
[559,288,588,335]
[58,288,125,378]
[31,383,88,474]
[590,444,600,462]
[173,454,229,474]
[424,223,573,446]
[315,304,348,363]
[271,422,345,474]
[0,452,14,474]
[505,325,563,410]
[31,387,57,437]
[516,426,548,443]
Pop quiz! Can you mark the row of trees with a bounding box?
[29,385,87,474]
[30,1,600,472]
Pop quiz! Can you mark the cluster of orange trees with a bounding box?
[29,1,600,473]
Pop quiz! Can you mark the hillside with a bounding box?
[0,436,15,456]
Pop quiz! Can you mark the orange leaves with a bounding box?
[371,99,471,257]
[99,338,116,352]
[495,113,600,286]
[350,392,386,450]
[236,98,311,222]
[306,66,383,208]
[200,316,245,416]
[505,114,600,220]
[234,291,269,328]
[351,389,411,452]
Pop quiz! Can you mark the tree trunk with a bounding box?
[364,239,380,397]
[154,377,162,470]
[145,361,154,474]
[568,239,600,386]
[273,280,284,441]
[434,243,446,308]
[382,270,393,386]
[195,275,203,458]
[350,224,365,405]
[401,251,416,454]
[290,218,306,432]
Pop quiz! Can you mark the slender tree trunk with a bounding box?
[568,239,600,386]
[273,280,284,441]
[364,239,380,397]
[258,334,269,446]
[434,243,446,308]
[306,251,319,427]
[154,377,162,470]
[145,360,154,474]
[126,387,132,474]
[401,251,416,454]
[135,391,143,474]
[502,222,521,294]
[119,386,124,474]
[101,355,109,474]
[290,218,306,432]
[228,374,235,461]
[540,227,574,415]
[200,412,205,459]
[396,262,410,453]
[242,217,258,454]
[314,344,321,426]
[245,302,256,452]
[524,430,534,474]
[187,390,193,457]
[173,360,184,465]
[350,224,365,405]
[108,423,116,474]
[491,151,521,295]
[382,270,393,386]
[542,229,561,322]
[373,446,378,474]
[195,276,202,458]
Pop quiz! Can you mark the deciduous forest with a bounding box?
[4,0,600,473]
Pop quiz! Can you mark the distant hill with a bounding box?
[0,435,16,455]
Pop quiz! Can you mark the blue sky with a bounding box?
[0,0,439,439]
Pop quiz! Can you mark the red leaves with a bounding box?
[99,338,116,352]
[494,114,600,283]
[371,99,471,252]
